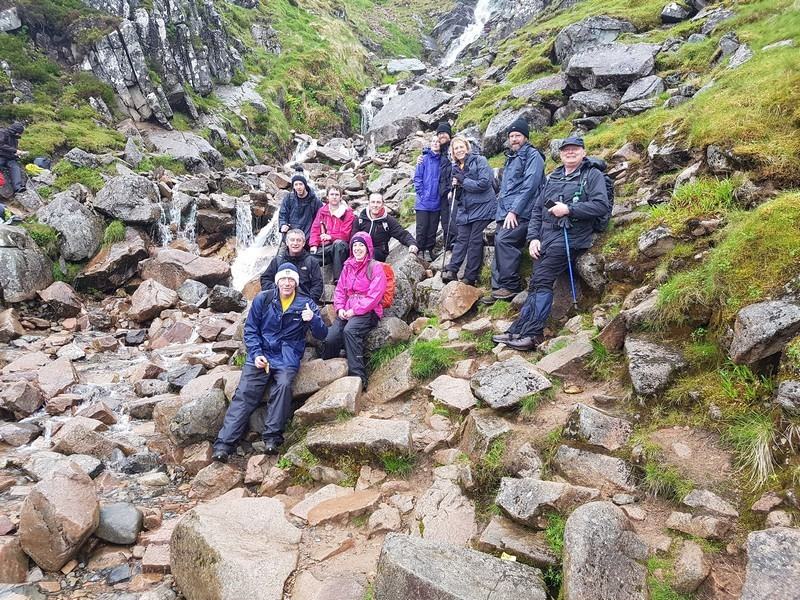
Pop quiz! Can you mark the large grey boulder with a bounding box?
[729,300,800,364]
[364,316,412,352]
[563,502,649,600]
[661,2,692,23]
[566,43,658,91]
[143,127,224,171]
[305,417,412,457]
[553,445,636,493]
[37,188,104,261]
[171,498,301,600]
[0,6,22,32]
[740,527,800,600]
[95,175,162,224]
[564,403,633,451]
[554,16,636,64]
[96,502,143,545]
[470,356,551,410]
[293,376,363,426]
[375,533,547,600]
[511,73,568,100]
[368,86,452,148]
[139,248,231,289]
[625,337,687,395]
[482,106,551,156]
[620,75,665,103]
[495,477,600,527]
[387,58,427,74]
[74,227,149,292]
[568,89,621,116]
[169,388,227,447]
[0,225,53,302]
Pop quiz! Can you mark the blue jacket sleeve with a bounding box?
[527,185,546,241]
[278,196,291,229]
[461,156,493,194]
[243,294,266,363]
[414,159,425,196]
[512,150,545,218]
[568,169,610,221]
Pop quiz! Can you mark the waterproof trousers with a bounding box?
[313,240,349,281]
[446,219,491,284]
[490,218,529,293]
[416,210,440,253]
[322,313,378,388]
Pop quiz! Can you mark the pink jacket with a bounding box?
[334,232,387,318]
[309,203,354,248]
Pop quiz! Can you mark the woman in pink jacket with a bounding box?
[322,232,387,391]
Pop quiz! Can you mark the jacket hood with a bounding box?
[349,231,374,260]
[422,147,440,157]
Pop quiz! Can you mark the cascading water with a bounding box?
[441,0,495,67]
[230,209,282,291]
[157,197,198,249]
[235,197,255,248]
[284,136,318,169]
[360,84,399,135]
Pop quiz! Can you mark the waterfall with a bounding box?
[230,210,283,291]
[157,197,198,249]
[235,198,254,249]
[284,136,318,170]
[442,0,495,67]
[360,84,399,135]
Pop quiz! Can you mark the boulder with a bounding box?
[665,511,732,540]
[37,282,83,318]
[566,43,658,91]
[171,498,301,600]
[470,356,551,410]
[139,248,231,289]
[293,376,363,426]
[661,2,691,23]
[177,279,210,306]
[511,73,568,100]
[95,175,161,224]
[144,127,224,171]
[496,478,600,527]
[0,422,40,446]
[508,442,544,479]
[620,75,665,103]
[19,463,99,571]
[306,489,382,526]
[0,381,43,419]
[428,375,477,413]
[438,280,482,320]
[413,479,476,546]
[129,279,178,322]
[36,188,104,260]
[0,537,28,583]
[305,417,412,457]
[625,337,687,395]
[188,462,243,500]
[638,225,676,258]
[0,225,53,302]
[729,300,800,365]
[569,89,621,116]
[364,316,412,352]
[647,136,691,172]
[375,533,547,600]
[96,502,143,545]
[292,358,349,398]
[458,410,510,459]
[562,502,648,600]
[51,418,130,459]
[564,403,633,451]
[534,332,593,377]
[728,43,754,69]
[387,58,427,74]
[23,451,102,481]
[682,489,738,519]
[673,540,710,593]
[483,106,551,156]
[0,308,25,342]
[741,527,800,599]
[553,445,636,493]
[368,86,452,148]
[0,6,22,32]
[37,356,79,399]
[775,380,800,417]
[208,285,246,312]
[363,350,415,404]
[554,16,636,64]
[169,388,227,447]
[475,515,559,568]
[74,227,149,291]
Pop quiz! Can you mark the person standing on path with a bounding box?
[413,134,442,262]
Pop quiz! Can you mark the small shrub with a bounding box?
[586,338,623,381]
[460,330,495,353]
[102,220,125,246]
[52,261,82,283]
[232,353,246,367]
[380,452,415,477]
[276,456,292,469]
[642,461,694,502]
[410,340,461,380]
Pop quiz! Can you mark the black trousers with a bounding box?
[214,363,297,450]
[440,196,458,251]
[416,210,440,252]
[322,313,378,385]
[0,158,24,192]
[491,219,529,293]
[446,220,491,284]
[313,240,348,281]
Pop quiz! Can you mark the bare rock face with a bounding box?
[741,527,800,600]
[129,279,179,322]
[19,463,100,571]
[36,187,104,261]
[729,300,800,365]
[139,248,231,290]
[171,498,301,600]
[74,227,149,292]
[413,478,476,547]
[0,225,54,303]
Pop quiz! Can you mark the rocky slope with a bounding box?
[0,0,799,599]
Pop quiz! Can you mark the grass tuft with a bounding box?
[367,342,409,373]
[102,220,125,246]
[410,340,461,380]
[380,452,416,477]
[722,412,777,488]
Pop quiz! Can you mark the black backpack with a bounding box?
[578,157,615,232]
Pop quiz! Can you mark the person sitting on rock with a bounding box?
[352,192,418,262]
[278,171,322,242]
[441,136,497,286]
[483,118,546,304]
[494,136,610,351]
[0,122,27,194]
[309,185,354,282]
[321,232,387,392]
[413,134,442,262]
[213,262,327,460]
[259,228,323,304]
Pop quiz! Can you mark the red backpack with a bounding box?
[367,260,395,308]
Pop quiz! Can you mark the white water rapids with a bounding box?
[442,0,495,67]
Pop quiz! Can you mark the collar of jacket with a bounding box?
[270,290,307,313]
[366,207,386,223]
[551,158,588,181]
[281,249,310,261]
[504,142,531,160]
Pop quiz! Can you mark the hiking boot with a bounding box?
[491,288,518,300]
[441,271,456,283]
[211,449,229,463]
[479,294,497,305]
[264,442,280,456]
[505,335,545,351]
[491,333,516,344]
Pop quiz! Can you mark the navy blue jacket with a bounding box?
[527,159,610,251]
[453,153,497,225]
[278,189,323,240]
[496,143,545,222]
[259,250,323,304]
[243,290,327,370]
[414,148,441,211]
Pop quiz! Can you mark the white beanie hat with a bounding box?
[274,262,300,285]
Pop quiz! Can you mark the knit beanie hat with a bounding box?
[436,122,453,136]
[274,262,300,285]
[290,173,308,190]
[507,117,529,139]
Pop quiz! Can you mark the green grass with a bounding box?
[21,218,59,258]
[460,330,496,353]
[102,220,125,246]
[642,461,694,502]
[276,456,293,470]
[380,452,416,477]
[483,300,513,319]
[649,177,739,233]
[544,512,566,557]
[586,338,623,381]
[138,155,188,175]
[722,412,777,488]
[367,342,409,373]
[50,161,107,193]
[410,340,461,380]
[232,353,246,368]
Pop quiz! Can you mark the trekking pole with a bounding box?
[442,186,458,266]
[320,222,327,272]
[562,223,579,311]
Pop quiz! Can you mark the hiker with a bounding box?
[494,136,611,351]
[0,122,26,194]
[259,228,323,304]
[278,171,322,242]
[413,134,441,262]
[441,136,496,286]
[321,232,387,392]
[483,118,545,303]
[436,122,458,253]
[309,185,354,282]
[213,263,327,460]
[352,193,418,262]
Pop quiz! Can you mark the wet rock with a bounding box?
[182,441,213,476]
[438,281,482,320]
[563,501,648,600]
[37,282,83,318]
[293,376,362,427]
[376,533,546,599]
[729,300,800,365]
[171,498,301,600]
[458,410,510,459]
[37,356,79,399]
[120,452,161,474]
[95,175,162,224]
[51,419,130,460]
[129,279,179,322]
[0,381,43,419]
[553,445,636,493]
[36,188,104,261]
[483,106,551,156]
[188,462,243,500]
[364,316,412,352]
[496,478,600,527]
[177,280,209,306]
[169,388,227,447]
[292,358,349,398]
[554,16,636,64]
[96,502,143,545]
[470,356,551,410]
[564,403,633,451]
[305,417,412,457]
[666,511,732,540]
[23,451,102,481]
[673,540,710,593]
[566,43,657,91]
[741,527,800,599]
[661,2,691,23]
[0,225,53,302]
[208,285,246,313]
[139,248,231,290]
[637,225,676,258]
[386,58,426,74]
[363,350,415,403]
[475,515,559,569]
[682,489,739,518]
[135,379,172,397]
[625,337,687,395]
[428,375,477,413]
[620,75,665,103]
[19,463,99,571]
[74,227,148,292]
[0,308,25,342]
[413,478,476,546]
